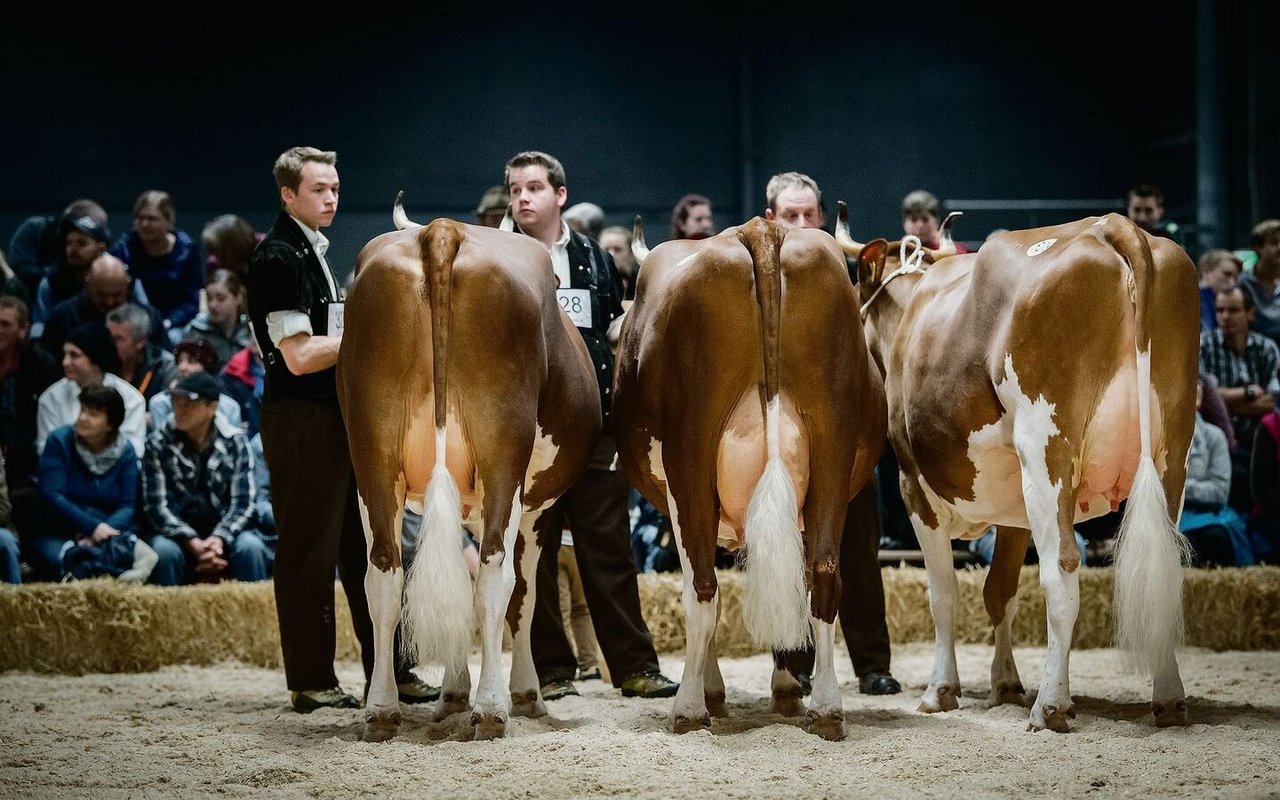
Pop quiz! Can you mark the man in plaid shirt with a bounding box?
[142,371,271,584]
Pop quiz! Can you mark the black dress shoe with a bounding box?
[291,688,361,713]
[619,670,679,698]
[396,677,441,704]
[859,672,902,695]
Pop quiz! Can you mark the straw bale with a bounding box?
[1,566,1276,674]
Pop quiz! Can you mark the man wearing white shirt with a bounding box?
[247,146,435,714]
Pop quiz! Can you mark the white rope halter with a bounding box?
[858,235,927,320]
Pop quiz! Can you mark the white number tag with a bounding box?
[327,302,345,338]
[557,288,592,328]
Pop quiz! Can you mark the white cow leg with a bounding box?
[916,521,962,713]
[508,511,547,719]
[703,630,727,718]
[1152,647,1188,726]
[1028,553,1079,732]
[470,490,522,740]
[805,618,845,741]
[668,500,716,734]
[357,498,403,743]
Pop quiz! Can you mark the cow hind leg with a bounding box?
[470,488,524,740]
[905,478,963,713]
[667,489,718,734]
[507,509,547,719]
[986,526,1030,707]
[806,618,845,741]
[703,629,727,718]
[1012,431,1080,732]
[355,486,406,743]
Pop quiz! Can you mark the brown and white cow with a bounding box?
[336,194,600,741]
[835,203,1199,731]
[613,216,886,740]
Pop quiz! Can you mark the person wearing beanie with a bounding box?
[35,322,147,458]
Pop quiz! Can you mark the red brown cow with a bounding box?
[336,195,599,741]
[836,203,1199,731]
[613,216,885,740]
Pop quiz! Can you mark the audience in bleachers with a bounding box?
[2,188,1276,589]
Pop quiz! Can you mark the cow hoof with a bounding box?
[1028,702,1071,733]
[672,713,712,734]
[435,692,470,721]
[805,710,846,741]
[1153,700,1190,727]
[705,692,728,718]
[990,682,1027,708]
[362,709,401,743]
[471,710,508,740]
[771,688,805,717]
[918,684,960,713]
[510,690,547,719]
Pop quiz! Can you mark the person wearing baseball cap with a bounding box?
[141,369,270,586]
[35,322,147,459]
[146,337,242,433]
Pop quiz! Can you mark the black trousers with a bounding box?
[777,482,893,678]
[532,435,661,687]
[260,397,414,692]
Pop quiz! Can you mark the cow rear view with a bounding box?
[337,208,599,742]
[614,216,885,740]
[840,209,1199,731]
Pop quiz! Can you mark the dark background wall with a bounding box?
[3,1,1274,283]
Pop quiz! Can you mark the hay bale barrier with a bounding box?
[2,566,1277,673]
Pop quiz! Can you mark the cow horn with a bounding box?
[835,201,865,259]
[919,210,963,262]
[499,206,516,232]
[392,191,422,230]
[631,215,650,263]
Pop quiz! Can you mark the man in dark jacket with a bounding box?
[248,145,434,713]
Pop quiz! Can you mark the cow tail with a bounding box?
[738,219,810,650]
[1110,217,1190,675]
[402,221,474,673]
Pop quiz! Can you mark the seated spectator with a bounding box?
[600,225,640,301]
[1248,405,1280,565]
[1240,219,1280,343]
[221,338,265,438]
[629,487,679,573]
[670,193,715,240]
[32,211,146,339]
[249,432,275,540]
[107,303,176,404]
[0,296,60,553]
[181,269,251,367]
[7,199,108,302]
[37,254,165,365]
[1126,183,1183,245]
[473,185,509,228]
[1196,249,1242,332]
[148,338,241,432]
[1200,285,1280,511]
[109,190,202,347]
[968,527,1088,567]
[143,372,270,585]
[200,214,261,280]
[37,323,147,458]
[1180,374,1254,567]
[0,452,20,583]
[902,189,971,253]
[563,202,605,241]
[33,385,157,583]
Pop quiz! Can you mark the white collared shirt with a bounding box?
[547,220,572,289]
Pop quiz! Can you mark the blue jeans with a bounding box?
[149,530,274,585]
[0,527,21,584]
